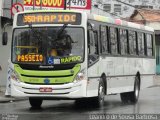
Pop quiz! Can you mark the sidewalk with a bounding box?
[153,75,160,86]
[0,87,27,103]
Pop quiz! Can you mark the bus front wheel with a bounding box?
[29,98,43,108]
[93,79,105,107]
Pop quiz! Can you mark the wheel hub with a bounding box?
[135,81,139,98]
[99,85,104,101]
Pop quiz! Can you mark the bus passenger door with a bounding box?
[156,46,160,74]
[87,29,100,97]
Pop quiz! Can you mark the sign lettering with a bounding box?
[61,56,82,63]
[23,14,76,23]
[23,0,91,10]
[17,54,43,62]
[24,0,64,8]
[17,12,81,25]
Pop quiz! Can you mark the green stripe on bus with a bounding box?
[14,64,81,84]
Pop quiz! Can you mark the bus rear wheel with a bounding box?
[129,76,140,103]
[29,98,43,108]
[120,92,130,103]
[120,76,140,104]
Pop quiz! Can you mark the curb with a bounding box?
[148,85,160,88]
[0,96,27,103]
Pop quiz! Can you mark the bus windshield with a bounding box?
[12,27,84,65]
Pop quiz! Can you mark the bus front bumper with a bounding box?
[11,80,87,99]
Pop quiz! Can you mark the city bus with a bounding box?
[6,10,155,108]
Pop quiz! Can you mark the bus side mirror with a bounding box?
[2,32,8,45]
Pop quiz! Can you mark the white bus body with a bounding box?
[8,10,155,107]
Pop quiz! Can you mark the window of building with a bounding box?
[135,5,153,9]
[103,4,111,12]
[109,27,118,54]
[114,4,121,13]
[138,32,145,55]
[128,30,137,55]
[100,26,108,54]
[149,6,153,9]
[119,29,128,55]
[146,34,153,56]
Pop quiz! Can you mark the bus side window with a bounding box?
[138,32,145,56]
[88,30,99,66]
[94,30,99,55]
[88,30,98,54]
[109,27,118,55]
[119,29,128,55]
[146,34,153,57]
[100,26,108,54]
[128,30,137,55]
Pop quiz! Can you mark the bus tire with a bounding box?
[120,92,130,103]
[128,76,140,103]
[29,98,43,108]
[93,78,105,107]
[120,76,140,104]
[75,99,86,106]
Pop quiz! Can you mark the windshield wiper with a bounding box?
[28,22,33,30]
[57,24,68,38]
[27,22,39,36]
[27,22,46,41]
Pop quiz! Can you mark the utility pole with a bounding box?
[40,0,42,10]
[33,0,35,10]
[64,0,67,10]
[68,0,71,10]
[11,0,13,19]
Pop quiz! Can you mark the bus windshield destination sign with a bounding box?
[17,12,81,26]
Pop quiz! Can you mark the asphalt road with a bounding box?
[0,86,160,120]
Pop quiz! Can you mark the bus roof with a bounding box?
[88,14,154,32]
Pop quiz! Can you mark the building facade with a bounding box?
[93,0,160,18]
[129,9,160,74]
[0,0,12,87]
[0,0,3,87]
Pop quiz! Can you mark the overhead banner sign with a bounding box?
[66,0,91,9]
[24,0,64,10]
[23,0,91,11]
[17,12,82,26]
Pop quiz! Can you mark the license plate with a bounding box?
[39,87,52,92]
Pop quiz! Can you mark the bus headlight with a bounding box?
[76,72,85,81]
[74,69,86,82]
[10,70,20,82]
